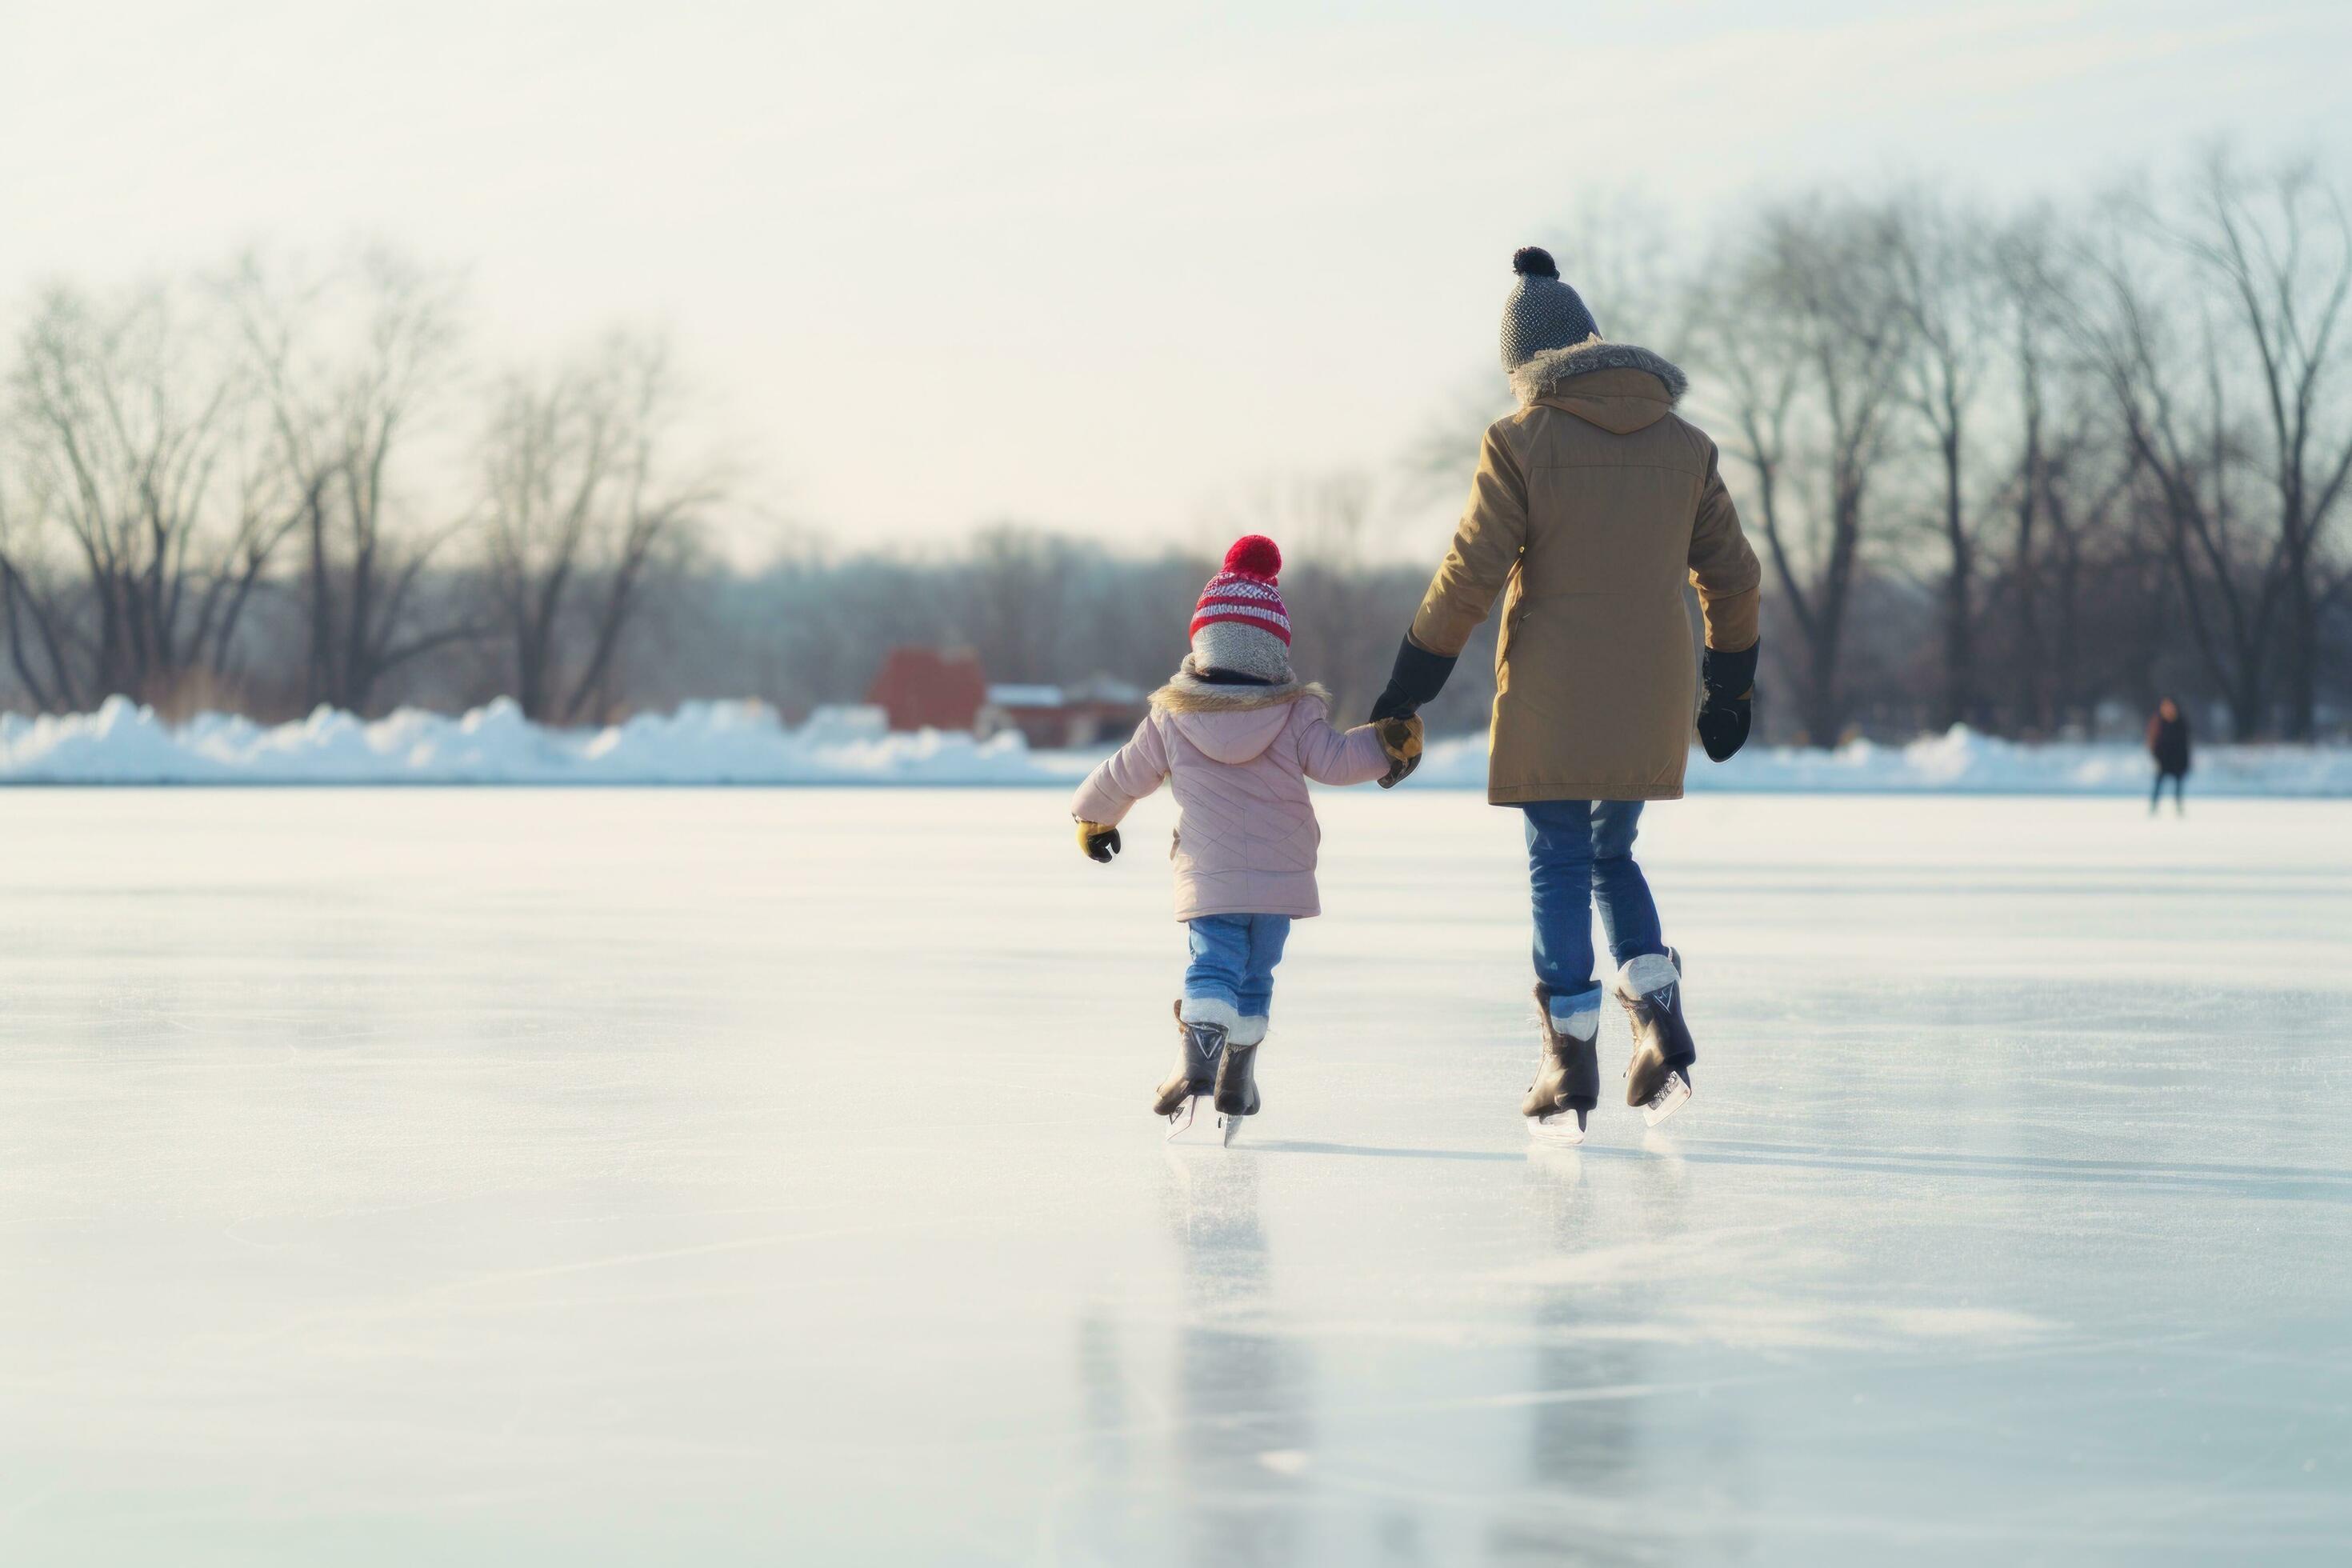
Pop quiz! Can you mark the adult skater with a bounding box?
[1369,247,1762,1142]
[2147,697,2191,815]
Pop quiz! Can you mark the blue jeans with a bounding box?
[1522,800,1666,999]
[1182,914,1292,1022]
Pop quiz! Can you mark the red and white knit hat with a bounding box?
[1190,536,1292,682]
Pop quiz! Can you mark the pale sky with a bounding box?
[6,1,2350,559]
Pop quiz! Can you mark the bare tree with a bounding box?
[2073,182,2290,738]
[226,247,473,714]
[1694,200,1909,746]
[1988,211,2062,731]
[958,525,1094,684]
[2162,149,2352,738]
[1982,208,2151,736]
[478,334,718,723]
[1890,194,1996,730]
[1,281,292,712]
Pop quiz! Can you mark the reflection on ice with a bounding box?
[1163,1154,1311,1567]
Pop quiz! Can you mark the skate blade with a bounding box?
[1528,1110,1587,1146]
[1640,1071,1692,1128]
[1164,1095,1227,1146]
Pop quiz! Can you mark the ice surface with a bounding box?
[5,694,2350,795]
[2,790,2349,1564]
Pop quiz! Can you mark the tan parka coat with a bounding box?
[1409,339,1762,804]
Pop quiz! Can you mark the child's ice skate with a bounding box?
[1614,949,1695,1126]
[1524,982,1601,1145]
[1212,1019,1264,1146]
[1157,1002,1226,1142]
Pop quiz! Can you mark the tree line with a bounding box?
[0,250,716,726]
[1671,146,2352,743]
[2,147,2348,744]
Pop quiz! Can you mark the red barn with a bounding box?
[865,647,987,733]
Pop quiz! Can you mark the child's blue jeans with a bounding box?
[1182,914,1292,1026]
[1523,800,1666,1002]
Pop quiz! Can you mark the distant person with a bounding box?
[2147,697,2191,814]
[1367,246,1762,1144]
[1070,536,1421,1144]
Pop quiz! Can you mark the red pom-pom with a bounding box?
[1223,535,1282,580]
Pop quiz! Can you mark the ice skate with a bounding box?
[1157,1002,1226,1143]
[1614,949,1695,1126]
[1523,982,1601,1145]
[1211,1018,1265,1146]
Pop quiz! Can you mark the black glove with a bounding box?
[1369,634,1458,722]
[1075,821,1122,862]
[1696,641,1758,762]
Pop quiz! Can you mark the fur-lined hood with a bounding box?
[1149,658,1330,766]
[1150,657,1330,714]
[1509,336,1689,410]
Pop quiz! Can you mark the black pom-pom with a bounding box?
[1512,246,1558,279]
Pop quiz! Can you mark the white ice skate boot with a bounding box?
[1212,1017,1265,1146]
[1614,950,1696,1126]
[1524,983,1602,1145]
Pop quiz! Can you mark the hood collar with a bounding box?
[1508,336,1689,408]
[1150,655,1329,714]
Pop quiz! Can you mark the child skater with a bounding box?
[1072,536,1422,1140]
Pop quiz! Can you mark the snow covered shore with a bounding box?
[0,698,1075,787]
[1416,725,2352,798]
[2,694,2348,794]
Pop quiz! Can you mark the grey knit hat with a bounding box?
[1499,246,1600,372]
[1189,536,1294,683]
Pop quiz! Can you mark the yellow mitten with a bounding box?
[1375,715,1424,789]
[1075,819,1122,862]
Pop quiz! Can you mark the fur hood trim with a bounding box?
[1509,337,1688,407]
[1150,657,1330,714]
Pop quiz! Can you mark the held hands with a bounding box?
[1696,641,1758,763]
[1370,634,1448,787]
[1375,716,1424,789]
[1075,819,1122,863]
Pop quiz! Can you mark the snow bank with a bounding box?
[1410,724,2352,798]
[2,699,2346,794]
[0,696,1090,786]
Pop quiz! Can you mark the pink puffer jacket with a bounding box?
[1071,661,1390,920]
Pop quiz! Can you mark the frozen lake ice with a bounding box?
[2,787,2348,1565]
